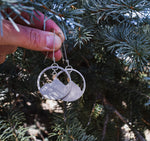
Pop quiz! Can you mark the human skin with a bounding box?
[0,11,65,64]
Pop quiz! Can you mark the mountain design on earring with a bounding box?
[62,81,83,102]
[37,65,72,100]
[40,78,70,100]
[57,68,86,102]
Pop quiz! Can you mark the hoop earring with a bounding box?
[37,64,72,100]
[37,31,72,100]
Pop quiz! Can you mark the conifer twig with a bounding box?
[86,103,96,127]
[41,5,64,17]
[101,113,109,141]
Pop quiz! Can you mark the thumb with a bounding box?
[0,20,62,51]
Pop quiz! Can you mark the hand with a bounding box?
[0,11,65,64]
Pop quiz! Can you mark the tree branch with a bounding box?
[41,5,64,17]
[103,97,146,141]
[101,113,109,141]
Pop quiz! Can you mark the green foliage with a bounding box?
[0,111,31,141]
[49,108,97,141]
[93,104,104,118]
[85,0,150,23]
[104,23,150,71]
[0,0,40,35]
[73,27,93,48]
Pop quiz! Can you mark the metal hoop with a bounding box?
[65,68,86,93]
[65,65,73,74]
[37,65,71,91]
[56,68,86,101]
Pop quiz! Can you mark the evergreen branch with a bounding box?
[0,120,13,141]
[40,0,85,37]
[49,108,97,141]
[41,5,64,17]
[101,113,109,141]
[0,0,38,35]
[85,0,150,23]
[0,11,4,36]
[86,102,96,127]
[0,0,85,43]
[141,118,150,126]
[0,110,31,141]
[104,23,150,72]
[74,27,93,48]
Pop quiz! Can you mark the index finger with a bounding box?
[24,11,65,42]
[6,9,65,41]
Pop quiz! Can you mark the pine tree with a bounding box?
[0,0,150,140]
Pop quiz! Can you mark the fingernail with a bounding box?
[46,35,57,50]
[58,32,65,41]
[46,36,53,49]
[44,47,52,51]
[46,35,62,51]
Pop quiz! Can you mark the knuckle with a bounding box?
[11,46,17,54]
[29,29,41,49]
[6,46,17,54]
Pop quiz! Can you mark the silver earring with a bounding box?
[37,31,72,100]
[37,64,72,100]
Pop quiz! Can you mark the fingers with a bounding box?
[27,11,65,41]
[1,20,62,51]
[7,10,65,41]
[2,10,65,62]
[43,19,65,42]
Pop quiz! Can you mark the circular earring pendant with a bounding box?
[37,64,72,100]
[57,67,86,102]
